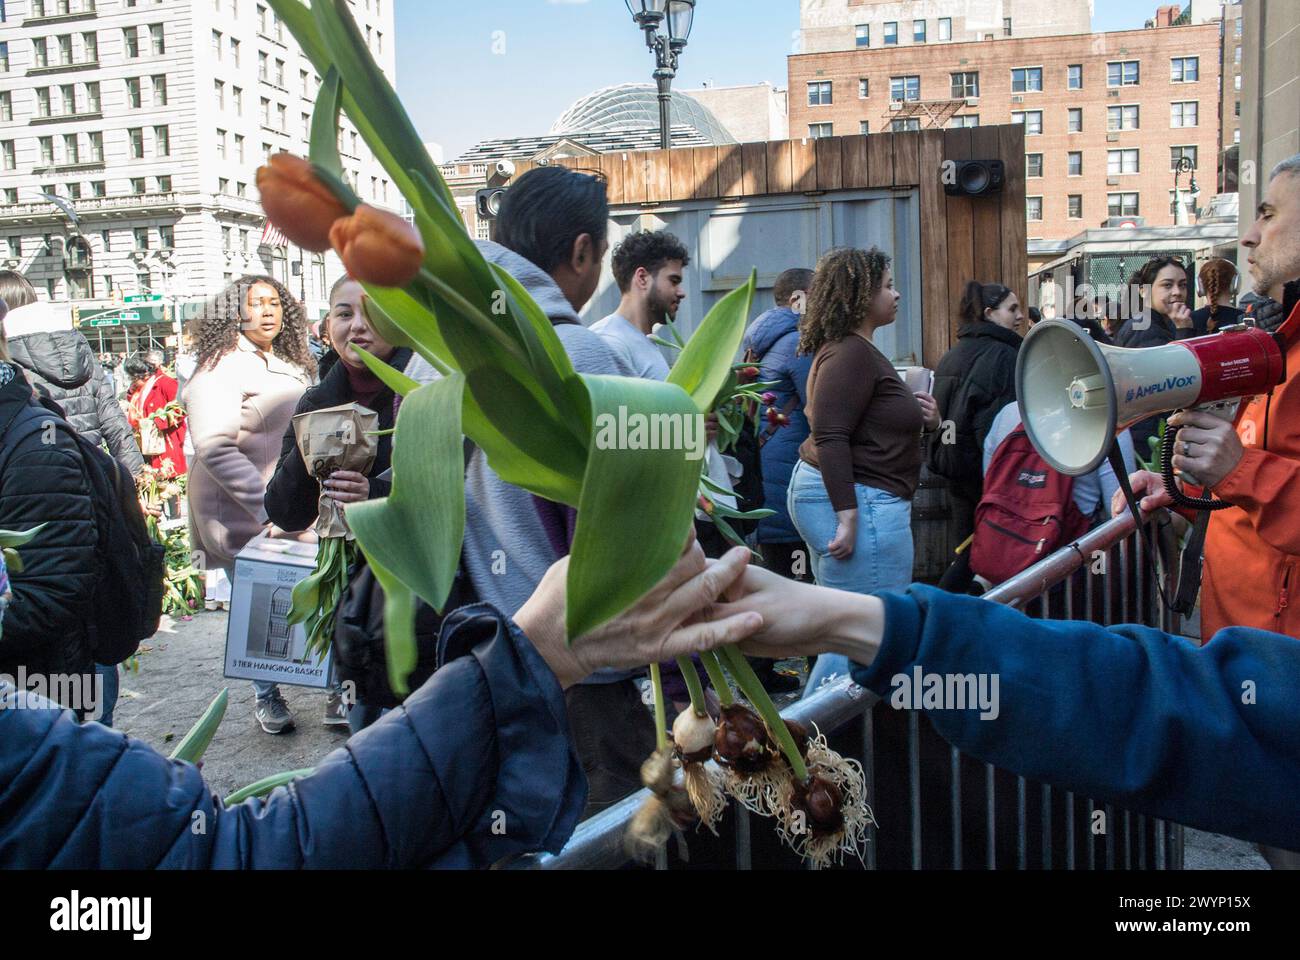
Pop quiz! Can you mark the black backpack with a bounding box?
[1,404,165,664]
[333,558,476,710]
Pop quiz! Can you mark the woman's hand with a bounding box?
[827,509,858,560]
[1169,301,1195,330]
[514,538,763,689]
[914,391,941,432]
[709,563,885,667]
[324,470,369,504]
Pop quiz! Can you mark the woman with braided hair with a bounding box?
[789,247,941,694]
[1191,257,1244,335]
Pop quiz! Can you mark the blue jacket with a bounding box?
[855,586,1300,851]
[743,307,812,543]
[0,604,586,868]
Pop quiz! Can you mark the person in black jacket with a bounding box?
[0,341,100,715]
[1113,257,1196,455]
[1190,256,1244,335]
[0,271,143,477]
[928,280,1025,547]
[264,275,436,730]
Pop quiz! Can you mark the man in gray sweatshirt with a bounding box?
[464,167,653,818]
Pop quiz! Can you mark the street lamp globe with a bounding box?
[666,0,696,45]
[625,0,668,20]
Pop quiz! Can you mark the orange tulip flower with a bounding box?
[256,153,350,252]
[330,204,425,288]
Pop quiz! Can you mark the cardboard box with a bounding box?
[224,535,334,689]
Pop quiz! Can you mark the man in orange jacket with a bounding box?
[1121,155,1300,643]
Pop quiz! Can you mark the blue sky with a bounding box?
[396,0,1162,160]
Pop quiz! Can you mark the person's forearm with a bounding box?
[851,586,1300,851]
[1214,447,1300,554]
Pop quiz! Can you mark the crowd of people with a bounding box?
[0,152,1298,868]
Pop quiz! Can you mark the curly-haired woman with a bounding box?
[789,248,940,694]
[183,276,314,732]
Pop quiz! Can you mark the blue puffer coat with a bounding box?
[0,604,587,869]
[742,307,812,543]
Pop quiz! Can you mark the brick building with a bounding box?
[789,20,1223,249]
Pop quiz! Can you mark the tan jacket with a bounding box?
[184,337,312,571]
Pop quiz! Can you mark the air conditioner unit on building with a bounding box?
[1012,95,1024,103]
[889,102,902,111]
[966,97,979,107]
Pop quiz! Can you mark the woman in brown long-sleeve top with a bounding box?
[787,248,940,694]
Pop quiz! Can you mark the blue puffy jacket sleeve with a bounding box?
[852,585,1300,851]
[0,604,586,869]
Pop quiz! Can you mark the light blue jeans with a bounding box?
[787,460,914,697]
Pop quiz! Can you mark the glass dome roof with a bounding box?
[550,83,737,144]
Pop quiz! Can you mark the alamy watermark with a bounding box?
[890,666,1000,720]
[593,406,707,462]
[1,667,105,721]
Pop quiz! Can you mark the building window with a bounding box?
[950,71,979,98]
[222,226,232,250]
[1107,61,1139,87]
[1067,151,1082,176]
[0,91,9,122]
[889,75,920,102]
[1003,17,1012,36]
[230,38,240,66]
[128,127,143,159]
[1170,101,1198,127]
[258,51,268,81]
[808,122,833,139]
[859,120,869,134]
[124,26,139,58]
[1170,145,1197,169]
[858,78,868,98]
[913,19,926,43]
[215,80,225,109]
[83,32,97,63]
[884,21,897,45]
[1010,67,1042,93]
[1235,19,1242,38]
[88,131,101,162]
[150,24,164,56]
[1234,75,1241,92]
[159,225,174,249]
[1107,148,1139,174]
[1107,104,1139,130]
[216,128,227,159]
[1068,64,1082,89]
[91,181,104,197]
[949,115,979,128]
[235,134,245,162]
[1026,196,1042,220]
[154,125,169,157]
[1233,128,1240,144]
[86,81,99,113]
[938,17,951,41]
[58,34,72,65]
[0,141,13,171]
[807,81,832,106]
[236,181,247,197]
[136,272,151,295]
[1011,110,1042,135]
[212,29,221,58]
[219,177,229,194]
[153,75,167,106]
[1170,56,1199,82]
[130,177,145,195]
[1107,192,1139,217]
[39,135,54,165]
[37,88,50,118]
[233,87,243,114]
[126,77,141,109]
[63,133,78,164]
[134,227,149,250]
[890,118,921,132]
[0,41,8,73]
[1026,153,1043,177]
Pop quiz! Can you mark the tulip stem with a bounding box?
[418,268,532,369]
[717,644,809,782]
[675,656,708,718]
[699,650,734,706]
[648,663,669,752]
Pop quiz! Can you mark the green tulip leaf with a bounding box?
[667,271,757,413]
[309,66,344,180]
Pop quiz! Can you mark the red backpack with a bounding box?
[969,426,1090,585]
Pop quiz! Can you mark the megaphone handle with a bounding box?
[1159,419,1237,512]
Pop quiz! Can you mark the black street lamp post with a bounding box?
[625,0,696,150]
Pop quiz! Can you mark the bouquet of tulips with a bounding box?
[259,0,870,865]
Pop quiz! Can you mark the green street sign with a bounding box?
[125,294,163,304]
[88,318,121,328]
[122,311,140,321]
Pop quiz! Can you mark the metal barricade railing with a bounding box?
[520,514,1186,870]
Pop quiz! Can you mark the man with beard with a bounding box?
[591,230,689,378]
